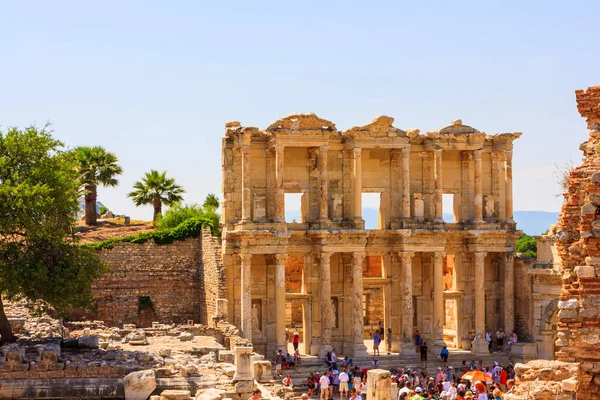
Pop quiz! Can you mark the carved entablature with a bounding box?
[265,113,337,135]
[342,116,407,138]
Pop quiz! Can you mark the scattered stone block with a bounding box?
[253,360,272,383]
[124,369,157,400]
[160,390,191,400]
[77,335,99,349]
[195,388,225,400]
[366,369,391,400]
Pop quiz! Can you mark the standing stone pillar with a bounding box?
[319,252,333,357]
[504,150,513,222]
[472,251,488,354]
[366,369,392,400]
[400,251,415,355]
[474,149,483,222]
[390,150,401,222]
[319,146,329,222]
[240,254,253,343]
[274,144,285,223]
[241,143,251,222]
[354,148,363,222]
[432,252,445,349]
[352,252,368,356]
[274,254,287,353]
[433,148,443,222]
[233,345,254,394]
[504,252,515,334]
[401,146,411,219]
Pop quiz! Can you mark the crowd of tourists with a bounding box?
[292,358,515,400]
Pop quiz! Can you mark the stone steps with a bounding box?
[264,352,513,397]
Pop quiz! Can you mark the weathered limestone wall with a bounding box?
[554,85,600,399]
[91,227,224,327]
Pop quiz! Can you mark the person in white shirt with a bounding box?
[338,370,349,399]
[398,381,411,398]
[348,388,362,400]
[486,331,493,353]
[319,373,330,400]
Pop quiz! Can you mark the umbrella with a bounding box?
[460,370,494,383]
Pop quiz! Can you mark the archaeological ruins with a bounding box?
[221,114,522,357]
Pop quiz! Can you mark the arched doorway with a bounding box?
[538,299,559,360]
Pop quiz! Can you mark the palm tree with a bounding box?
[76,146,122,225]
[128,170,185,223]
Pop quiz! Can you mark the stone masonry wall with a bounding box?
[555,85,600,399]
[91,227,224,327]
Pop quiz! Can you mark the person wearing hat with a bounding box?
[413,387,425,399]
[293,331,300,352]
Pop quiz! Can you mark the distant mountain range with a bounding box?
[284,209,559,235]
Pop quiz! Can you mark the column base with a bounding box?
[399,342,417,356]
[471,338,490,355]
[391,339,402,353]
[318,344,333,359]
[349,342,368,357]
[430,339,446,355]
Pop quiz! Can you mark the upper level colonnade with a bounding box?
[221,113,521,232]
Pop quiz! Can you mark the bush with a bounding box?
[88,216,215,250]
[156,203,205,230]
[516,233,537,258]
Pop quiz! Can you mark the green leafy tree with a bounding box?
[128,170,185,223]
[76,146,122,225]
[0,126,106,343]
[516,233,537,258]
[156,194,221,230]
[99,205,109,215]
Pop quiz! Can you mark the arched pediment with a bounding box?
[265,113,336,133]
[343,116,406,137]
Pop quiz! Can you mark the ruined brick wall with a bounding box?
[201,228,226,322]
[555,85,600,399]
[90,227,224,327]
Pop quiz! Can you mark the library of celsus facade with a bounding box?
[221,114,521,357]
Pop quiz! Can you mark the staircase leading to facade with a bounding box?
[260,350,514,398]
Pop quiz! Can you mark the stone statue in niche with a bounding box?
[253,193,266,221]
[414,194,425,221]
[331,193,343,221]
[484,195,495,218]
[252,301,262,332]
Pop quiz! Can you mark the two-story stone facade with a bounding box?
[221,114,521,357]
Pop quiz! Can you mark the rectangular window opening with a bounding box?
[362,192,382,230]
[284,193,303,223]
[442,193,457,223]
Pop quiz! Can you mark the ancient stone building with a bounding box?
[221,114,521,357]
[554,85,600,399]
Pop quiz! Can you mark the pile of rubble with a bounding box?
[505,360,578,400]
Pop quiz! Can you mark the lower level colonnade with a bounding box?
[227,248,516,358]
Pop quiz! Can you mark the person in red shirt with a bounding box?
[293,331,300,352]
[500,367,508,391]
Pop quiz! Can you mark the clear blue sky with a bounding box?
[1,1,598,220]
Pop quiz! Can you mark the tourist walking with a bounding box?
[420,341,428,367]
[339,369,349,400]
[486,330,493,353]
[293,331,300,351]
[386,327,392,354]
[319,372,330,400]
[274,349,285,376]
[373,330,381,355]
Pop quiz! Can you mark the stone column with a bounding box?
[505,150,513,222]
[401,146,411,219]
[240,254,253,342]
[390,150,401,222]
[352,252,368,356]
[241,144,251,221]
[319,252,333,357]
[366,369,392,400]
[474,149,483,222]
[432,252,445,349]
[274,144,285,223]
[472,251,488,354]
[434,148,443,222]
[400,251,415,355]
[354,148,362,221]
[274,254,287,353]
[319,146,329,222]
[233,345,254,394]
[504,252,515,334]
